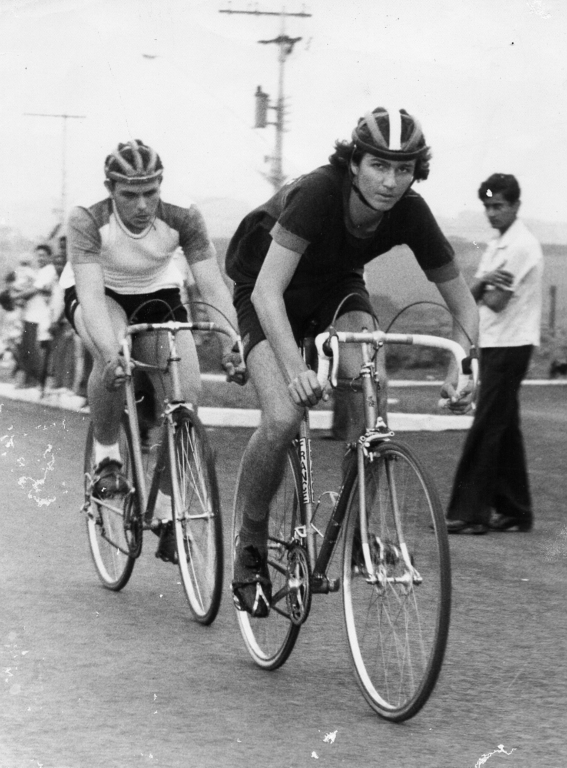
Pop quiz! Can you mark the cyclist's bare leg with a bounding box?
[235,339,304,551]
[74,297,128,447]
[133,330,202,501]
[133,329,201,409]
[333,310,388,444]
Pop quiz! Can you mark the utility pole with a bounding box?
[219,5,311,191]
[24,112,86,224]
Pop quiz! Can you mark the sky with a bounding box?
[0,0,566,240]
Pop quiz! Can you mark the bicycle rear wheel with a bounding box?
[171,407,223,624]
[232,444,303,670]
[341,440,451,721]
[84,417,141,590]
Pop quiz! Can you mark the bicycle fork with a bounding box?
[357,439,423,590]
[354,339,421,589]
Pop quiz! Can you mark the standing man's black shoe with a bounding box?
[446,519,489,535]
[489,512,532,532]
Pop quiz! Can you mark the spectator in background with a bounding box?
[0,271,21,363]
[11,253,40,386]
[446,173,543,534]
[11,244,58,388]
[46,235,77,391]
[11,255,36,306]
[6,260,35,381]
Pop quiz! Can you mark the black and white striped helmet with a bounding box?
[352,107,428,161]
[104,139,163,184]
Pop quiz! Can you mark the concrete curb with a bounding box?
[0,381,473,431]
[201,373,567,386]
[3,372,564,430]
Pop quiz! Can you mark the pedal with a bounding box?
[311,574,341,594]
[327,578,341,593]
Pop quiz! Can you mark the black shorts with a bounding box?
[233,272,373,359]
[64,286,188,331]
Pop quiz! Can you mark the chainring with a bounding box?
[286,543,312,626]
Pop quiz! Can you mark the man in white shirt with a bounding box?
[446,173,543,534]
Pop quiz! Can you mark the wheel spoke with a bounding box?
[233,445,302,669]
[85,417,140,590]
[172,410,223,624]
[343,442,450,721]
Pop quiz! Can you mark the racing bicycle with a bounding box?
[83,320,240,625]
[232,328,477,720]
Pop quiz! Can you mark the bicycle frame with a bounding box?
[85,318,238,619]
[121,321,238,526]
[295,329,477,590]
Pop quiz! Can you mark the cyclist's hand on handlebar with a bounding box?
[103,354,128,391]
[288,369,326,407]
[221,350,247,386]
[440,377,474,414]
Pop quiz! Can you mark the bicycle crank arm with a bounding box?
[311,574,341,593]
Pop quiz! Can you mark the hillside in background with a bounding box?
[213,232,567,320]
[196,198,252,239]
[197,196,567,246]
[211,231,567,378]
[438,211,567,246]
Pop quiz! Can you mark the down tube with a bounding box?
[313,449,356,577]
[297,410,316,564]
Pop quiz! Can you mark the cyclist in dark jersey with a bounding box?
[227,107,479,616]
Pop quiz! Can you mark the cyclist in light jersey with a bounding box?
[61,139,244,562]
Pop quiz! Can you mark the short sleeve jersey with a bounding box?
[225,164,458,288]
[475,218,543,347]
[60,198,214,294]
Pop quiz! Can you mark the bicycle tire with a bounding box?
[341,440,451,721]
[171,407,223,624]
[84,416,142,591]
[232,444,303,670]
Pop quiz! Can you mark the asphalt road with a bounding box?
[1,386,566,768]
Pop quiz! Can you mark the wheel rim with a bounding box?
[343,445,450,719]
[174,415,222,620]
[234,448,301,669]
[85,420,138,589]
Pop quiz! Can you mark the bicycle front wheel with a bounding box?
[84,417,141,591]
[232,444,303,670]
[341,440,451,721]
[171,407,223,624]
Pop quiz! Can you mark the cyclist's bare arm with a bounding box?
[435,273,479,405]
[252,241,323,407]
[190,253,246,383]
[73,262,127,388]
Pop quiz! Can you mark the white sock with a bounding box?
[94,440,121,465]
[155,490,172,521]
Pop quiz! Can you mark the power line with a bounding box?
[219,5,312,191]
[23,112,86,224]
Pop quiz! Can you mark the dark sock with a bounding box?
[239,513,269,552]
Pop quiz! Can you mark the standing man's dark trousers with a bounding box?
[447,345,533,527]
